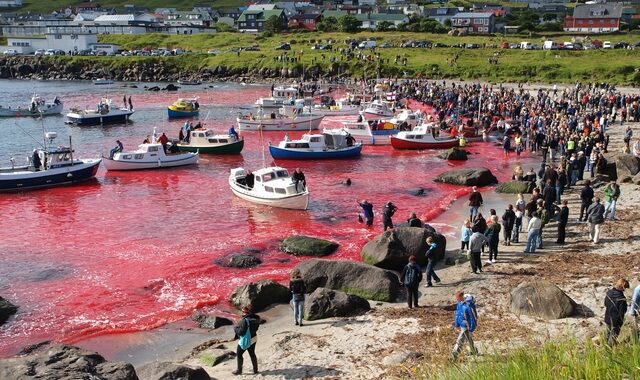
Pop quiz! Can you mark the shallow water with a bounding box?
[0,79,513,356]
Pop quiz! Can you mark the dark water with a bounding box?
[0,79,512,356]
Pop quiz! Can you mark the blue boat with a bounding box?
[269,131,362,160]
[0,132,101,192]
[167,98,200,119]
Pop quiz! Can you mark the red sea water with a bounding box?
[0,80,513,356]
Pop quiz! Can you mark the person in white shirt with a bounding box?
[524,211,542,254]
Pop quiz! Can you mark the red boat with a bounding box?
[390,124,459,150]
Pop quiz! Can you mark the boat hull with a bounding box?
[178,139,244,154]
[167,108,199,119]
[0,103,63,117]
[313,107,360,116]
[66,110,134,126]
[229,179,309,210]
[269,144,362,159]
[390,136,459,150]
[0,159,100,192]
[102,152,198,171]
[236,115,324,131]
[364,111,393,120]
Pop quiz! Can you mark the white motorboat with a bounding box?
[102,131,198,171]
[255,85,299,110]
[93,78,114,85]
[236,107,324,131]
[311,99,361,116]
[362,99,394,119]
[390,123,459,150]
[0,94,63,117]
[387,109,423,129]
[269,130,362,159]
[229,166,309,210]
[66,98,134,126]
[327,120,393,145]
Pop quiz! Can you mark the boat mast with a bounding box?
[69,136,74,165]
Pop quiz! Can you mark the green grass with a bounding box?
[424,338,640,380]
[91,32,640,85]
[10,0,246,13]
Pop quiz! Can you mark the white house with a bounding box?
[0,0,22,7]
[1,32,97,54]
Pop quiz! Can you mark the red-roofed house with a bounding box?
[288,13,322,31]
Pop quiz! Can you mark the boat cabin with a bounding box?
[365,100,392,114]
[115,143,165,161]
[256,86,299,108]
[279,132,350,150]
[402,124,441,140]
[188,129,236,144]
[171,98,199,111]
[231,166,302,195]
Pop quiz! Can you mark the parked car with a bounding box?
[276,43,291,50]
[509,43,520,49]
[207,49,219,55]
[3,49,18,56]
[44,49,65,56]
[433,42,449,48]
[613,42,628,49]
[358,40,376,49]
[34,49,46,56]
[466,43,480,49]
[602,41,612,49]
[378,42,392,48]
[400,40,415,48]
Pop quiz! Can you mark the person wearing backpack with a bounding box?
[400,255,422,309]
[289,269,306,326]
[451,291,478,361]
[232,305,261,375]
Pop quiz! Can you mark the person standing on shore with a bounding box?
[603,181,621,220]
[289,270,306,326]
[604,279,629,346]
[485,215,501,264]
[556,200,569,245]
[400,255,422,309]
[451,291,478,361]
[460,219,472,252]
[468,230,487,274]
[233,305,260,375]
[468,186,483,221]
[586,197,605,244]
[524,211,541,254]
[579,180,594,222]
[501,205,516,246]
[424,236,441,287]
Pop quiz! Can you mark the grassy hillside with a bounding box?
[95,32,640,85]
[11,0,246,14]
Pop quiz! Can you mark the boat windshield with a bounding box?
[205,130,213,137]
[276,170,289,177]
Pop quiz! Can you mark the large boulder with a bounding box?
[0,296,18,325]
[191,312,233,330]
[295,259,400,302]
[304,288,370,320]
[361,227,446,271]
[509,280,577,320]
[229,280,290,312]
[136,362,209,380]
[615,154,640,178]
[495,180,535,194]
[434,168,498,187]
[226,254,262,268]
[0,344,138,380]
[281,235,339,257]
[437,147,468,161]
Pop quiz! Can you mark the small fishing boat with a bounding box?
[229,166,309,210]
[362,99,394,119]
[167,98,200,119]
[0,94,63,117]
[236,108,324,131]
[387,109,423,129]
[93,78,114,85]
[103,130,198,171]
[390,124,459,150]
[255,85,299,110]
[177,79,202,86]
[0,132,100,192]
[177,128,244,154]
[66,98,134,126]
[269,130,362,159]
[329,120,390,145]
[311,99,360,116]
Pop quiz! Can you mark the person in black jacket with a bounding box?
[579,180,594,222]
[289,270,306,326]
[604,279,629,345]
[556,200,569,244]
[407,212,423,227]
[501,205,516,246]
[382,201,398,231]
[399,255,423,308]
[233,305,261,375]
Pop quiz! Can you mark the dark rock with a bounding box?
[229,280,290,312]
[361,227,446,271]
[495,180,535,194]
[0,296,18,325]
[226,254,262,268]
[191,312,233,329]
[295,259,400,302]
[434,168,498,187]
[509,280,577,320]
[614,154,640,177]
[620,175,632,183]
[136,362,209,380]
[147,86,160,91]
[304,288,370,320]
[437,147,468,160]
[444,252,470,266]
[0,344,138,380]
[281,235,339,257]
[163,84,179,91]
[598,160,617,181]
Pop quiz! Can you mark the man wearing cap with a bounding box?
[468,186,483,221]
[382,201,397,231]
[233,305,261,375]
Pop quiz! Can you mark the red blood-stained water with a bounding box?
[0,82,512,356]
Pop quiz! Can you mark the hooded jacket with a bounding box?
[454,296,478,332]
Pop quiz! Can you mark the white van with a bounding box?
[602,41,612,49]
[358,40,376,49]
[543,41,558,50]
[563,42,574,50]
[520,42,532,50]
